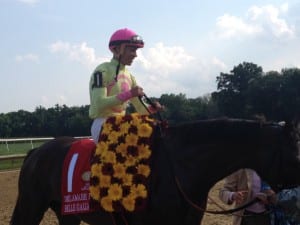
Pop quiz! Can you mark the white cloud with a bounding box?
[132,43,196,95]
[40,94,67,108]
[212,57,227,71]
[216,3,295,40]
[49,41,108,70]
[248,4,294,38]
[57,95,67,104]
[216,14,262,39]
[137,42,194,77]
[18,0,39,5]
[280,3,289,13]
[49,40,224,97]
[15,53,39,63]
[133,43,225,97]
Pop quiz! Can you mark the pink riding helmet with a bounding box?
[109,28,144,51]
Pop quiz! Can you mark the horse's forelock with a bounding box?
[282,120,300,150]
[291,120,300,160]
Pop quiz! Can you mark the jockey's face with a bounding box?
[114,45,138,66]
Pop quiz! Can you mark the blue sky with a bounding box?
[1,0,300,113]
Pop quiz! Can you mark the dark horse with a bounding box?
[11,118,300,225]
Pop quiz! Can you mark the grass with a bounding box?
[0,158,24,170]
[0,141,46,156]
[0,140,47,170]
[0,137,89,170]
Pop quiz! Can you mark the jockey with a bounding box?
[89,28,163,143]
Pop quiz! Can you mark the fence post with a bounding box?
[6,141,9,152]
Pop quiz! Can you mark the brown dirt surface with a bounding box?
[0,170,232,225]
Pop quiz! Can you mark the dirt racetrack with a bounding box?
[0,170,232,225]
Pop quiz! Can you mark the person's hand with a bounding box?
[266,193,277,205]
[262,189,277,205]
[255,192,269,204]
[130,86,144,97]
[232,190,248,204]
[255,190,277,205]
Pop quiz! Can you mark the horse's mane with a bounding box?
[167,118,279,141]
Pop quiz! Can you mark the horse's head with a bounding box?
[257,119,300,191]
[282,118,300,182]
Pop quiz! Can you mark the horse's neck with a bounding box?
[166,132,259,195]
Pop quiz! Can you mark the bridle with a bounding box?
[138,95,163,122]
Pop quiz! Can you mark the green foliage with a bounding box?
[213,62,263,117]
[0,94,219,137]
[0,105,92,137]
[213,62,300,121]
[246,71,283,119]
[159,93,219,124]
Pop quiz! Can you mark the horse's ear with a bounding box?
[285,117,300,141]
[293,117,300,140]
[289,116,300,131]
[279,119,294,136]
[292,117,300,152]
[295,116,300,131]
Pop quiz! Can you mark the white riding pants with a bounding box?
[91,118,105,143]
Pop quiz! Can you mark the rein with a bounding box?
[138,94,167,136]
[138,95,163,122]
[175,176,260,215]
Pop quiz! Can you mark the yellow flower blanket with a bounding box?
[89,113,156,212]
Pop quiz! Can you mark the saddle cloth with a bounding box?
[89,113,156,212]
[61,138,96,215]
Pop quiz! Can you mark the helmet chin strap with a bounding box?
[114,44,126,81]
[115,55,121,81]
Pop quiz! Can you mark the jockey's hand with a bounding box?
[130,86,144,97]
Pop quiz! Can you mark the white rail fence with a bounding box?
[0,136,90,152]
[0,137,53,152]
[0,137,91,165]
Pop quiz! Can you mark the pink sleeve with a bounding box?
[117,90,133,102]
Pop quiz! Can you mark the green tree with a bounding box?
[6,110,34,137]
[159,93,192,123]
[246,71,283,120]
[0,114,12,137]
[212,62,263,117]
[66,106,91,136]
[279,68,300,119]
